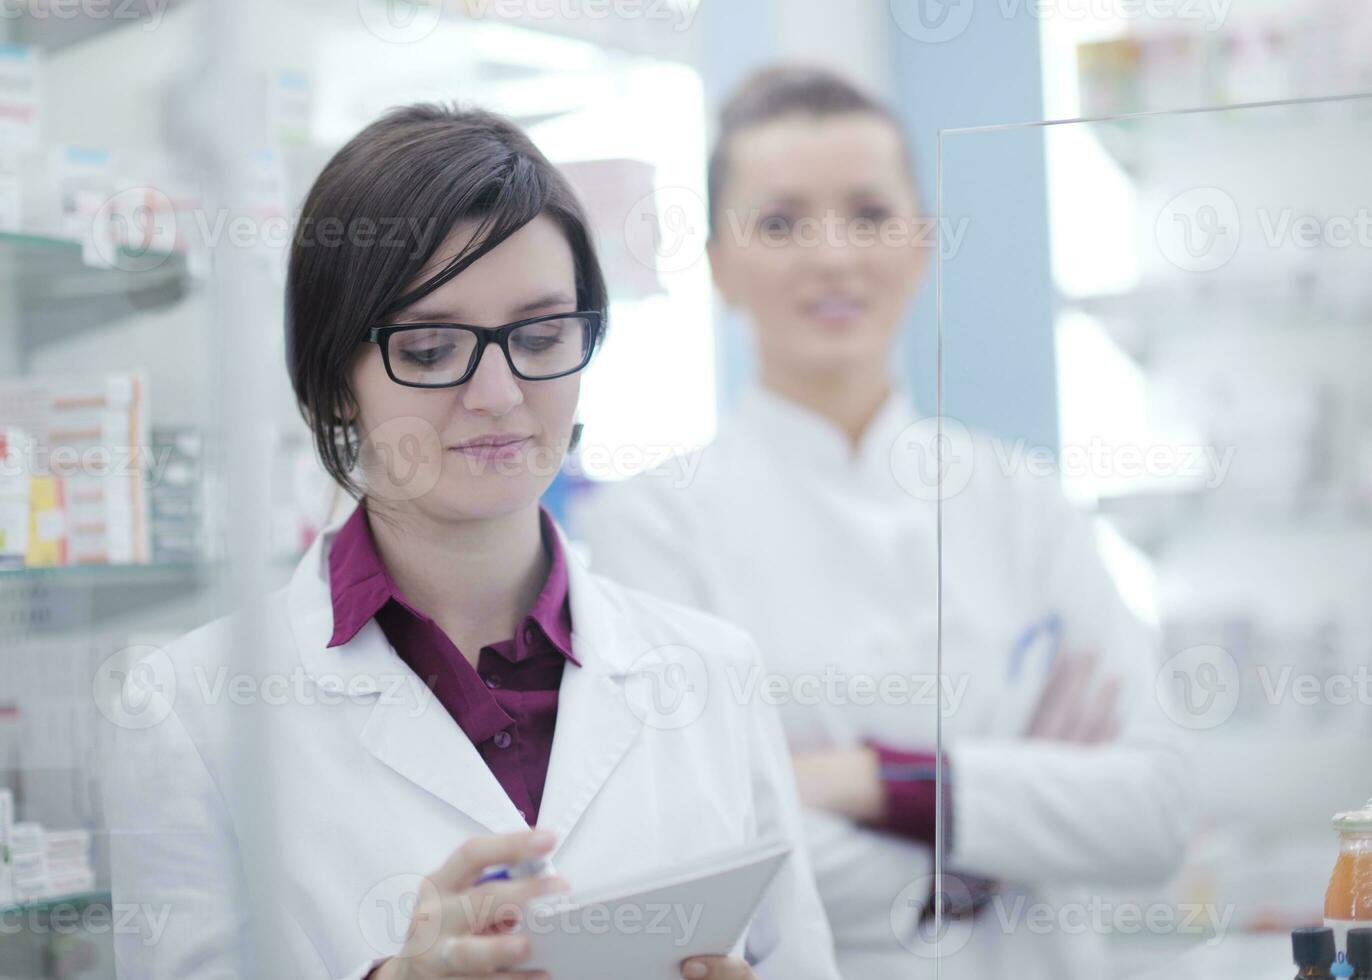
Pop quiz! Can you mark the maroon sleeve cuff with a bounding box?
[865,741,953,854]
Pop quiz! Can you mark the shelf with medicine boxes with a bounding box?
[0,891,113,979]
[0,891,111,917]
[1069,97,1372,180]
[1059,283,1372,366]
[4,0,185,54]
[1092,489,1372,556]
[0,562,224,634]
[0,231,192,361]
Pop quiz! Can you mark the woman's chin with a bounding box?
[433,471,552,520]
[785,339,887,381]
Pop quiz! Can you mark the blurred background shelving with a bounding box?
[1027,2,1372,976]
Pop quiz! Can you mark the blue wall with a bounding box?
[889,1,1059,451]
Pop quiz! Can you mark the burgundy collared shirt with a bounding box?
[327,501,578,826]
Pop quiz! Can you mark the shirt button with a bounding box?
[517,809,527,820]
[484,673,501,689]
[522,624,537,645]
[493,731,512,749]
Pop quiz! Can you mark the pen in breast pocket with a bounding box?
[1007,613,1062,682]
[477,855,552,885]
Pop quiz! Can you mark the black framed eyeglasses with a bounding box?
[366,311,602,389]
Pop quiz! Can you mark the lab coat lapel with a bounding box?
[287,516,526,834]
[535,529,646,845]
[355,634,526,833]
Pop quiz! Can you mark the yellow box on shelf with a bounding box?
[24,475,68,568]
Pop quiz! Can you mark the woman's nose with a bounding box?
[460,344,524,416]
[803,227,864,274]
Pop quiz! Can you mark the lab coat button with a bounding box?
[493,731,513,749]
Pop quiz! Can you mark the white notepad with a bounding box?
[516,838,793,980]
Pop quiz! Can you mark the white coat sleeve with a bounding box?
[103,681,253,980]
[947,470,1196,889]
[738,638,844,980]
[566,472,713,611]
[102,667,387,980]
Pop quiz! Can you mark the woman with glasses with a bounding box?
[572,66,1194,980]
[103,104,840,980]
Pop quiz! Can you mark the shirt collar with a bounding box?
[326,501,578,666]
[733,381,919,478]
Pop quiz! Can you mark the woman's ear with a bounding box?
[336,388,360,428]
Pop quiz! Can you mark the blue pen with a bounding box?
[477,855,551,885]
[1007,613,1062,682]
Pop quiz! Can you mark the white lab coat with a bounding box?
[570,384,1195,980]
[101,507,842,980]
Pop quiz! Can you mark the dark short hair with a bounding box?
[285,102,608,499]
[706,64,916,237]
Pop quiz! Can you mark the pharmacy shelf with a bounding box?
[0,556,300,632]
[0,560,222,634]
[1079,92,1372,178]
[5,0,183,52]
[0,231,191,359]
[0,891,109,918]
[1094,490,1372,554]
[0,560,208,582]
[1059,288,1372,365]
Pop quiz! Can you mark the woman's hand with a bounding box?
[790,746,884,821]
[680,955,757,978]
[375,828,568,980]
[1025,650,1121,743]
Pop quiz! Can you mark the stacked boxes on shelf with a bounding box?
[149,426,214,564]
[0,822,96,905]
[0,372,151,566]
[1077,1,1372,118]
[40,828,96,898]
[8,822,46,903]
[0,428,32,568]
[3,820,93,903]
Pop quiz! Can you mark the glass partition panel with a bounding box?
[0,3,230,977]
[934,94,1372,978]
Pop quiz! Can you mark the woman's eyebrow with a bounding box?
[509,290,577,316]
[391,290,576,325]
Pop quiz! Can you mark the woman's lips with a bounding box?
[804,296,866,326]
[448,436,533,462]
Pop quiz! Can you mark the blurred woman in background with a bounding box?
[572,65,1194,980]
